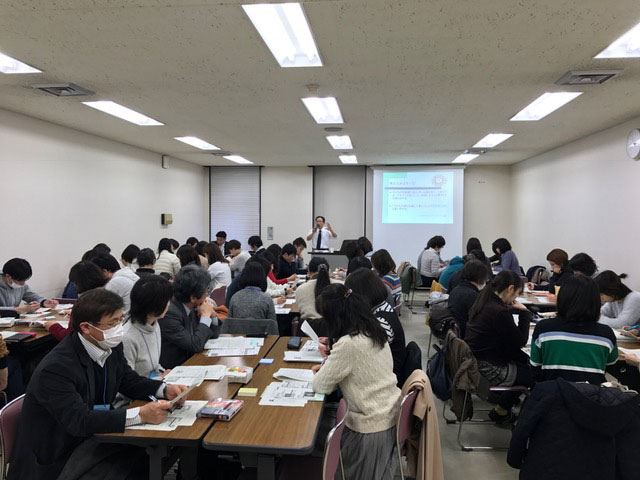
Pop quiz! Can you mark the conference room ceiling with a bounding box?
[1,0,640,167]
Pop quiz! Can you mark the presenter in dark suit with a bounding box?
[306,215,337,250]
[8,288,187,480]
[159,265,220,368]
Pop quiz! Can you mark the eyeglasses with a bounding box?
[93,318,124,329]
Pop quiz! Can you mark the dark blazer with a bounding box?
[8,332,161,480]
[447,280,480,338]
[159,298,220,368]
[465,294,531,364]
[276,257,296,280]
[508,379,640,480]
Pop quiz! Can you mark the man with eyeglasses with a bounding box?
[8,288,189,480]
[159,265,220,369]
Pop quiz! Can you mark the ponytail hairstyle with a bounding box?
[595,270,632,300]
[309,257,331,299]
[316,283,387,349]
[469,270,523,320]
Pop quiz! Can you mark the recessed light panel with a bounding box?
[473,133,513,148]
[223,155,254,165]
[338,155,357,164]
[326,135,353,150]
[452,153,478,164]
[0,52,41,74]
[242,3,322,67]
[82,101,164,126]
[301,97,344,124]
[510,92,582,121]
[596,22,640,58]
[174,136,220,150]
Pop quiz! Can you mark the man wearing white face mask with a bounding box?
[0,258,58,313]
[8,288,189,480]
[447,260,490,338]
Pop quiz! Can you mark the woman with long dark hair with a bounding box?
[312,284,401,480]
[465,270,533,423]
[295,257,339,323]
[596,271,640,328]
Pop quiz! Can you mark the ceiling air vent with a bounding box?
[31,83,95,97]
[555,70,621,86]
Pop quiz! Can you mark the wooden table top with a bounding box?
[522,292,556,307]
[95,335,278,446]
[0,309,68,342]
[203,337,324,455]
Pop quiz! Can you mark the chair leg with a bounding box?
[442,400,457,424]
[397,441,405,480]
[426,329,433,359]
[456,392,509,451]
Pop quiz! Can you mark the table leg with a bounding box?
[257,454,276,480]
[146,445,167,480]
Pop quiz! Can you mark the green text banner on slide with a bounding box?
[372,166,464,271]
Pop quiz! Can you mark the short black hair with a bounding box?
[158,238,173,254]
[186,237,199,246]
[91,253,120,273]
[357,237,373,255]
[248,236,263,249]
[293,237,307,249]
[345,268,389,307]
[172,265,211,303]
[69,261,108,294]
[371,249,396,276]
[569,253,598,277]
[227,239,241,251]
[93,243,111,254]
[491,238,512,254]
[2,258,33,281]
[249,255,272,277]
[460,260,489,284]
[468,249,488,264]
[137,248,156,267]
[71,288,123,330]
[557,275,601,324]
[281,243,296,256]
[170,239,180,251]
[176,245,201,268]
[426,235,446,249]
[341,241,362,261]
[130,275,173,324]
[466,237,482,254]
[238,262,268,291]
[347,256,372,277]
[121,244,140,264]
[315,216,325,223]
[595,270,632,300]
[215,231,227,239]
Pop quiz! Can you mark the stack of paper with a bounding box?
[515,297,533,305]
[163,365,227,386]
[126,400,208,431]
[55,304,74,310]
[275,307,291,314]
[259,380,324,407]
[0,331,19,340]
[618,346,640,356]
[283,341,323,363]
[0,318,15,328]
[615,330,640,343]
[273,368,315,382]
[206,337,264,357]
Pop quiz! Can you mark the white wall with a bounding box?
[260,167,313,255]
[462,165,513,256]
[512,115,640,289]
[0,108,208,297]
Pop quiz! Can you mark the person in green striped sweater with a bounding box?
[530,274,618,385]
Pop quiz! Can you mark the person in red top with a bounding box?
[263,251,295,285]
[45,261,108,341]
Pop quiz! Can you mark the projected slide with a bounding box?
[382,171,454,224]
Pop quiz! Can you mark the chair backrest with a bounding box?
[220,317,279,336]
[323,399,348,480]
[210,286,227,306]
[0,394,25,475]
[400,342,422,387]
[396,389,419,451]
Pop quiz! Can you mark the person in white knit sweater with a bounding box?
[312,283,401,480]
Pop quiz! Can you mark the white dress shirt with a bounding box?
[309,227,333,250]
[78,333,165,426]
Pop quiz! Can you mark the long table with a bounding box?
[95,335,279,479]
[203,337,325,480]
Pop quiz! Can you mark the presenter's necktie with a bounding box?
[316,229,322,250]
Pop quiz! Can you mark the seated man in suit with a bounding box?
[8,288,187,480]
[159,265,220,368]
[277,243,298,280]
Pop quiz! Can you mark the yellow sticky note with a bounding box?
[238,388,258,397]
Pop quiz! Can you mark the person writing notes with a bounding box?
[306,215,337,250]
[595,271,640,329]
[0,258,58,312]
[8,289,187,480]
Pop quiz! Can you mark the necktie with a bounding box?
[316,229,323,250]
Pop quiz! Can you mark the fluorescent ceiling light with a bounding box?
[82,101,164,126]
[0,52,41,74]
[596,21,640,58]
[326,135,353,150]
[452,153,478,164]
[301,97,344,124]
[242,3,322,67]
[174,136,220,150]
[338,155,358,164]
[223,155,254,165]
[473,133,513,148]
[510,92,582,121]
